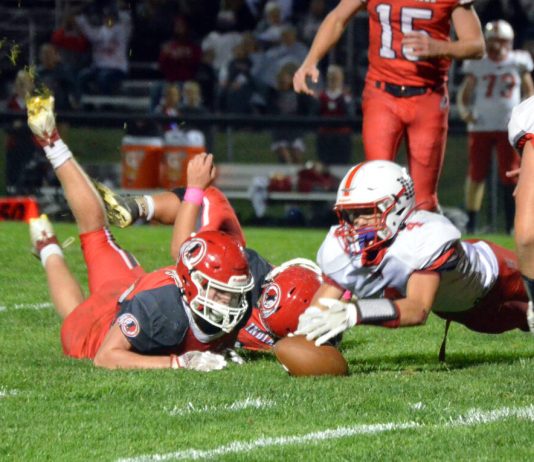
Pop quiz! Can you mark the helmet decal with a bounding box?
[117,313,140,338]
[181,237,207,269]
[260,282,281,318]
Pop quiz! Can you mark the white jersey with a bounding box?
[462,51,533,132]
[75,11,132,73]
[317,211,499,313]
[508,94,534,150]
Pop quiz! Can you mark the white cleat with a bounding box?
[26,94,60,147]
[29,214,59,258]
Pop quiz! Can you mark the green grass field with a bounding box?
[1,223,534,461]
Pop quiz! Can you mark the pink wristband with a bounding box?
[184,187,204,206]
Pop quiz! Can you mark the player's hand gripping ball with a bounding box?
[273,335,348,376]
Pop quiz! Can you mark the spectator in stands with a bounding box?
[267,63,310,164]
[315,64,354,165]
[158,16,202,83]
[153,83,182,132]
[297,0,327,46]
[50,12,90,75]
[195,46,218,111]
[74,4,132,100]
[35,43,76,112]
[255,25,308,91]
[201,10,243,73]
[218,37,256,114]
[181,80,212,150]
[254,1,288,48]
[4,70,51,194]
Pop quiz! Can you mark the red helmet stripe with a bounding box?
[342,162,366,196]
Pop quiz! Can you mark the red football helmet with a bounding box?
[258,258,322,338]
[176,231,254,332]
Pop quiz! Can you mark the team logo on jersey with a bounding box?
[260,283,281,318]
[180,237,207,268]
[117,313,140,338]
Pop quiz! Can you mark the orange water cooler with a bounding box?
[159,129,206,189]
[120,135,163,189]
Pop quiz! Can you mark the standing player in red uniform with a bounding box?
[293,0,485,211]
[26,94,255,370]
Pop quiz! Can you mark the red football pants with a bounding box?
[468,131,520,185]
[362,82,449,211]
[61,228,145,359]
[434,241,529,333]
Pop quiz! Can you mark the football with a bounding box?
[273,335,349,377]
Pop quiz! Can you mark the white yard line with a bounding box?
[165,397,275,417]
[117,404,534,462]
[0,302,52,313]
[0,387,18,398]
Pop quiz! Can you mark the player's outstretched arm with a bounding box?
[402,5,484,60]
[170,152,216,260]
[94,324,227,371]
[520,71,534,99]
[293,0,365,95]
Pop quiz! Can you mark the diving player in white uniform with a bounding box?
[295,160,532,346]
[508,94,534,333]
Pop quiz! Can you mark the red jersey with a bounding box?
[364,0,473,87]
[236,307,275,351]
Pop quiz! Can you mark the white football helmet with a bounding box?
[484,20,514,42]
[485,20,514,60]
[334,160,415,256]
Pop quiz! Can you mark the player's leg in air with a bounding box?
[27,95,143,324]
[94,179,246,257]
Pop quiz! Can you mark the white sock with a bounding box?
[143,195,155,221]
[40,244,64,268]
[43,139,73,169]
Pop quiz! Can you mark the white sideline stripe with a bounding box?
[0,302,52,312]
[117,405,534,462]
[165,397,275,417]
[0,387,18,398]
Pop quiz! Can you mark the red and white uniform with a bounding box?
[61,187,248,359]
[318,210,529,333]
[508,95,534,151]
[463,51,533,133]
[463,51,532,183]
[236,308,275,351]
[362,0,472,211]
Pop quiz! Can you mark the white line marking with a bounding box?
[0,387,18,398]
[165,397,275,417]
[0,302,52,312]
[117,405,534,462]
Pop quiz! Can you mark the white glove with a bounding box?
[172,351,227,372]
[294,297,358,346]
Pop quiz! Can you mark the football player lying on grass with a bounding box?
[508,95,534,329]
[27,94,255,371]
[294,160,534,351]
[92,163,323,352]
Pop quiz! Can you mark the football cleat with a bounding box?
[29,214,59,258]
[92,179,140,228]
[26,94,60,147]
